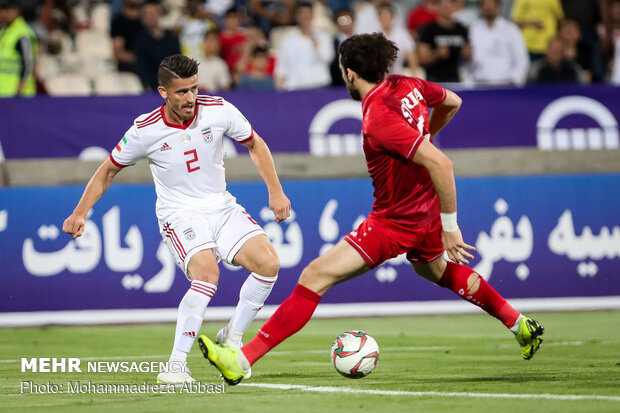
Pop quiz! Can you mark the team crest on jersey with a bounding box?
[183,227,195,240]
[202,127,213,143]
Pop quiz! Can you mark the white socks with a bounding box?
[227,273,278,340]
[169,280,217,362]
[510,314,525,334]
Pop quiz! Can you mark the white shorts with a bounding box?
[159,199,265,280]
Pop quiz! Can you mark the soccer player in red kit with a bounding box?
[198,33,544,385]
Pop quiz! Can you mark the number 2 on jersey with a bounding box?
[184,149,200,173]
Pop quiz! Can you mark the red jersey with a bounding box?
[361,75,446,229]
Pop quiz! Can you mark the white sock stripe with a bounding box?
[190,287,214,297]
[191,280,217,289]
[190,283,217,296]
[251,273,278,284]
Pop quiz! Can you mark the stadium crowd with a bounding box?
[0,0,619,97]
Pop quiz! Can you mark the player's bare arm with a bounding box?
[428,89,462,136]
[242,131,291,223]
[412,140,475,264]
[62,158,122,239]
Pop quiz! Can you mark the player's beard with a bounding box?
[346,83,362,101]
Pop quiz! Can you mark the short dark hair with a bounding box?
[339,33,398,84]
[251,45,269,57]
[158,54,199,87]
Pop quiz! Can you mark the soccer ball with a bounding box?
[330,330,379,378]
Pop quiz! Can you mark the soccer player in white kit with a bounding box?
[62,54,291,384]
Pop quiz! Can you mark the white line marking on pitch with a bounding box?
[239,383,620,402]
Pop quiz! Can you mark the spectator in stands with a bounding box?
[330,8,355,86]
[378,2,417,75]
[219,8,246,78]
[558,18,598,83]
[111,0,144,73]
[355,0,404,35]
[133,1,180,91]
[407,0,439,39]
[528,36,584,84]
[178,0,215,60]
[468,0,529,86]
[418,0,470,83]
[238,45,275,90]
[0,0,38,97]
[611,0,620,84]
[511,0,564,62]
[196,30,231,92]
[248,0,295,37]
[561,0,605,82]
[234,25,275,85]
[274,2,333,90]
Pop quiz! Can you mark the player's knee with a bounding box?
[259,254,280,278]
[187,262,220,285]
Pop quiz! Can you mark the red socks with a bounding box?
[439,262,520,328]
[242,284,321,365]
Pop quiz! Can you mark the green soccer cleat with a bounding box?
[515,317,544,360]
[198,335,248,386]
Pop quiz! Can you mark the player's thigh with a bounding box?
[186,249,220,284]
[213,203,265,266]
[160,215,216,280]
[411,253,447,283]
[232,234,279,277]
[299,239,370,296]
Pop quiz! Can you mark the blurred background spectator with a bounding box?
[0,0,38,97]
[611,0,620,84]
[249,0,295,37]
[196,29,230,92]
[407,0,438,39]
[467,0,529,86]
[234,24,274,85]
[330,7,354,86]
[274,2,333,90]
[238,44,275,90]
[418,0,470,83]
[378,2,417,75]
[133,0,180,90]
[178,0,214,60]
[511,0,564,62]
[558,18,598,83]
[528,36,584,84]
[111,0,143,73]
[561,0,605,82]
[219,7,245,79]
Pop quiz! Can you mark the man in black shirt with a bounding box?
[111,0,144,73]
[418,0,470,83]
[133,1,180,90]
[528,36,584,84]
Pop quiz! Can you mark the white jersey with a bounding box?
[110,95,253,220]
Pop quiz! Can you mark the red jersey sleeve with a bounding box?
[419,78,446,107]
[366,104,424,162]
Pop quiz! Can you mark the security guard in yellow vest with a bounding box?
[0,0,37,97]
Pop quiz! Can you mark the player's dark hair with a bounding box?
[339,33,398,84]
[158,54,199,87]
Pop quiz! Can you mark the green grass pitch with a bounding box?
[1,311,619,412]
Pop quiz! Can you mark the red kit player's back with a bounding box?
[361,75,447,228]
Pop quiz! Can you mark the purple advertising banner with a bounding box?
[1,85,618,160]
[1,174,619,314]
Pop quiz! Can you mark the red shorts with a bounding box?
[344,214,444,268]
